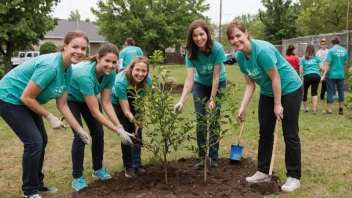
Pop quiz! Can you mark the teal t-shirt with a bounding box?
[120,46,143,69]
[67,61,116,103]
[326,46,348,79]
[299,56,321,76]
[236,40,302,97]
[0,52,72,105]
[185,41,227,86]
[111,72,152,105]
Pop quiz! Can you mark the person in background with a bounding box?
[299,44,323,114]
[285,44,300,75]
[174,19,227,168]
[119,38,143,71]
[227,20,302,193]
[316,39,329,100]
[0,31,90,198]
[111,56,152,178]
[67,43,134,191]
[321,36,348,115]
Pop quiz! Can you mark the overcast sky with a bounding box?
[53,0,265,24]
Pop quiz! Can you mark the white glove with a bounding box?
[76,127,91,145]
[116,125,134,145]
[45,113,65,129]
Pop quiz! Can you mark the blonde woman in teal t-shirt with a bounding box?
[174,19,227,169]
[0,31,90,198]
[227,20,302,193]
[67,43,135,191]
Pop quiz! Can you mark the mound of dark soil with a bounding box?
[73,158,281,198]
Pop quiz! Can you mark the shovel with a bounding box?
[267,119,280,182]
[229,121,246,161]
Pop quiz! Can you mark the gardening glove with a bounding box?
[76,127,91,145]
[117,124,134,145]
[45,113,65,129]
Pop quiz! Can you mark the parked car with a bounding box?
[11,51,40,68]
[223,52,237,65]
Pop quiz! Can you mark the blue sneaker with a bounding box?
[92,168,112,180]
[72,176,88,191]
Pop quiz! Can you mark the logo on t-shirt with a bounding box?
[335,50,346,57]
[198,64,213,75]
[52,86,66,98]
[246,68,262,80]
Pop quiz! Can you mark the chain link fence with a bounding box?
[280,30,351,63]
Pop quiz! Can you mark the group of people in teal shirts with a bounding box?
[287,37,348,115]
[0,31,150,197]
[1,18,327,197]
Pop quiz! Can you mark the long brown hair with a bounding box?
[89,43,119,62]
[186,19,213,60]
[226,20,251,40]
[304,44,315,59]
[124,56,150,89]
[60,31,89,51]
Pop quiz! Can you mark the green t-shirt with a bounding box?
[68,61,116,103]
[236,40,301,97]
[326,46,348,79]
[119,46,143,69]
[185,41,227,86]
[111,71,152,105]
[299,56,321,76]
[0,52,71,105]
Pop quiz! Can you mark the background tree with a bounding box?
[233,14,265,40]
[0,0,59,73]
[259,0,300,44]
[297,0,351,35]
[39,42,57,55]
[92,0,209,55]
[68,9,81,21]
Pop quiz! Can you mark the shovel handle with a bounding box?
[268,119,280,178]
[237,120,246,145]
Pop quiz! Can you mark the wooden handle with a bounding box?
[237,120,246,145]
[268,119,280,177]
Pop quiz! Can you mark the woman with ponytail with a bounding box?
[67,43,134,191]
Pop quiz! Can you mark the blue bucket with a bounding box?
[229,144,244,161]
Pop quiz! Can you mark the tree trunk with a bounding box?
[4,53,12,74]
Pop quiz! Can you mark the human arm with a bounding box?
[100,88,121,127]
[174,68,194,111]
[321,62,331,81]
[237,74,255,123]
[21,80,65,128]
[56,92,91,144]
[209,64,221,110]
[266,66,283,120]
[344,60,348,77]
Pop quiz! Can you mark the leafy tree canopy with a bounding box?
[259,0,299,44]
[68,9,81,21]
[92,0,209,55]
[297,0,351,35]
[0,0,59,73]
[39,42,57,55]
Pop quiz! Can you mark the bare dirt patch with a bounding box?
[73,158,281,198]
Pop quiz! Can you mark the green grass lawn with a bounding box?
[0,65,351,197]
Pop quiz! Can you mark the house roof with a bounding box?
[45,19,105,43]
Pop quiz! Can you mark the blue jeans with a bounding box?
[0,100,47,196]
[326,78,344,104]
[68,101,105,179]
[192,81,226,161]
[112,103,142,168]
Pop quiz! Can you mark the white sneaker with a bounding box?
[281,177,301,192]
[245,171,268,183]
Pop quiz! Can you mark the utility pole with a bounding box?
[347,0,350,30]
[219,0,222,42]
